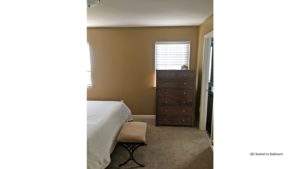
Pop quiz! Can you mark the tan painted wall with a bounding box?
[87,27,199,115]
[196,15,213,88]
[195,15,213,123]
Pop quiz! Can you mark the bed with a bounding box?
[87,100,132,169]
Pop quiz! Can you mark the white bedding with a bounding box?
[87,101,132,169]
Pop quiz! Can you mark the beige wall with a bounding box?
[87,27,199,115]
[195,15,213,123]
[196,15,213,88]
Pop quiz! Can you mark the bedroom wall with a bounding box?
[196,15,213,88]
[87,26,199,115]
[195,15,213,123]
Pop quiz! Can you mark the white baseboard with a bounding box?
[210,141,214,152]
[203,131,213,152]
[133,115,156,119]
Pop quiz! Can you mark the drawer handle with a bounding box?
[183,92,186,95]
[183,82,187,85]
[182,119,185,122]
[182,110,186,113]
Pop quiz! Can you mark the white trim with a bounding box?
[210,111,213,143]
[199,31,213,130]
[203,131,213,151]
[155,41,190,44]
[210,111,214,151]
[210,141,214,152]
[204,31,213,39]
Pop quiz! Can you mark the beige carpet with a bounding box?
[106,116,213,169]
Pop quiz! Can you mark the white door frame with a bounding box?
[199,31,213,130]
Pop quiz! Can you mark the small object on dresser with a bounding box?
[181,65,188,70]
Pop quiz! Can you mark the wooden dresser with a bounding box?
[156,70,196,126]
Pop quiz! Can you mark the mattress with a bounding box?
[87,101,132,169]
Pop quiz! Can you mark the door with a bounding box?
[206,38,213,136]
[199,31,213,132]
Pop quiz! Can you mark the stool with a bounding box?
[117,121,147,167]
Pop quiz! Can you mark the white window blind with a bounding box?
[155,41,190,70]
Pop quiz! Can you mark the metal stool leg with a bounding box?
[119,143,145,167]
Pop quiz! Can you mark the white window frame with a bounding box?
[155,41,191,70]
[86,42,92,88]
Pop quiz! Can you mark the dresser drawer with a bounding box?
[175,71,195,80]
[157,97,194,106]
[156,80,195,89]
[157,70,195,81]
[157,115,193,126]
[156,70,177,80]
[173,115,193,125]
[157,106,194,115]
[157,89,194,98]
[174,81,195,89]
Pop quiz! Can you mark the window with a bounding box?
[86,42,92,87]
[155,41,190,70]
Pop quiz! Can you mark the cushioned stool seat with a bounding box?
[117,121,147,167]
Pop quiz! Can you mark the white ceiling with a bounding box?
[87,0,213,27]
